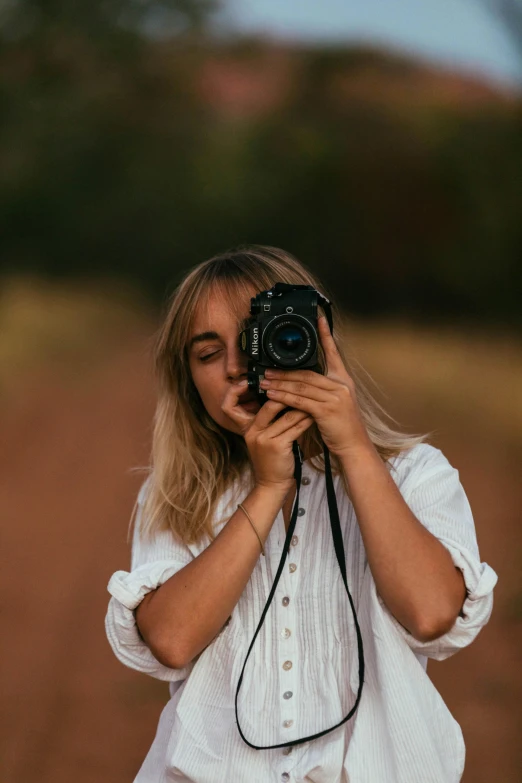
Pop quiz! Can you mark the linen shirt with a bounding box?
[105,443,498,783]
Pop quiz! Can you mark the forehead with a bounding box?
[191,284,254,329]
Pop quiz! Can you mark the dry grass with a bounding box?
[0,273,154,396]
[341,315,522,448]
[1,275,520,447]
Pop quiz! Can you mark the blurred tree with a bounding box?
[0,0,220,295]
[0,0,219,41]
[0,16,520,329]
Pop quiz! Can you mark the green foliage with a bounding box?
[0,0,219,39]
[0,16,520,330]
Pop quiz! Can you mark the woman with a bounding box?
[105,245,498,782]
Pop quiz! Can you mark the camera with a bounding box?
[239,283,328,401]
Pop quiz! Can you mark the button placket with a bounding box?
[278,758,295,782]
[276,473,310,549]
[279,624,297,731]
[280,659,298,727]
[275,477,308,747]
[277,755,297,783]
[286,505,305,581]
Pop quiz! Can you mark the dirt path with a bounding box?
[1,334,519,782]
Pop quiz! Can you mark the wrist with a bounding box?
[334,438,378,466]
[255,479,295,495]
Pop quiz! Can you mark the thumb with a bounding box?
[221,381,256,433]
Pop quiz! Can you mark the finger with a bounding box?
[264,367,337,390]
[266,409,312,440]
[249,400,288,433]
[221,381,258,430]
[264,387,319,415]
[318,315,343,370]
[261,378,331,403]
[279,413,315,442]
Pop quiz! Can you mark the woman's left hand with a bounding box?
[260,315,373,458]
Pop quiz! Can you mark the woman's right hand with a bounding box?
[222,382,314,489]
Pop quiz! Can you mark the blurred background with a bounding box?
[1,0,520,781]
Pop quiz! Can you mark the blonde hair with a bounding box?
[132,244,432,547]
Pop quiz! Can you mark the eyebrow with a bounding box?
[188,331,220,351]
[188,318,251,352]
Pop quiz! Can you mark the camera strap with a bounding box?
[234,295,365,749]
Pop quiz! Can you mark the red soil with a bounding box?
[1,334,519,782]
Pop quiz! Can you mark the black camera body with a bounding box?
[239,283,327,401]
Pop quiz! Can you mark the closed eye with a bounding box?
[199,352,220,362]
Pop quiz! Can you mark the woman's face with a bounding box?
[187,288,261,435]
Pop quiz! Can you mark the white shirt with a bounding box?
[105,443,498,783]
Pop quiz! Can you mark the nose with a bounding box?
[226,335,249,382]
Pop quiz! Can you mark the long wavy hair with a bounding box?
[131,244,432,546]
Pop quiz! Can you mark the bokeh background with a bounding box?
[1,1,521,781]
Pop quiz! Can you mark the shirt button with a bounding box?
[289,563,297,573]
[283,691,293,699]
[282,747,292,756]
[283,719,294,728]
[302,476,311,485]
[281,773,290,782]
[283,660,293,670]
[281,628,291,639]
[297,507,305,516]
[282,596,290,606]
[291,535,298,546]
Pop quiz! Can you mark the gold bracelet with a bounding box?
[237,503,265,556]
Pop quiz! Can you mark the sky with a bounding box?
[214,0,521,88]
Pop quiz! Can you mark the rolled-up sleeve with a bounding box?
[379,446,498,661]
[104,477,195,681]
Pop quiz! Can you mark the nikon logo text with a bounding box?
[252,327,259,356]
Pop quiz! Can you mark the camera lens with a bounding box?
[274,326,305,356]
[265,316,316,366]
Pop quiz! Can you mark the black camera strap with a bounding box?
[234,296,365,750]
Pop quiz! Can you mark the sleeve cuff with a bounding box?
[105,561,193,681]
[378,538,498,661]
